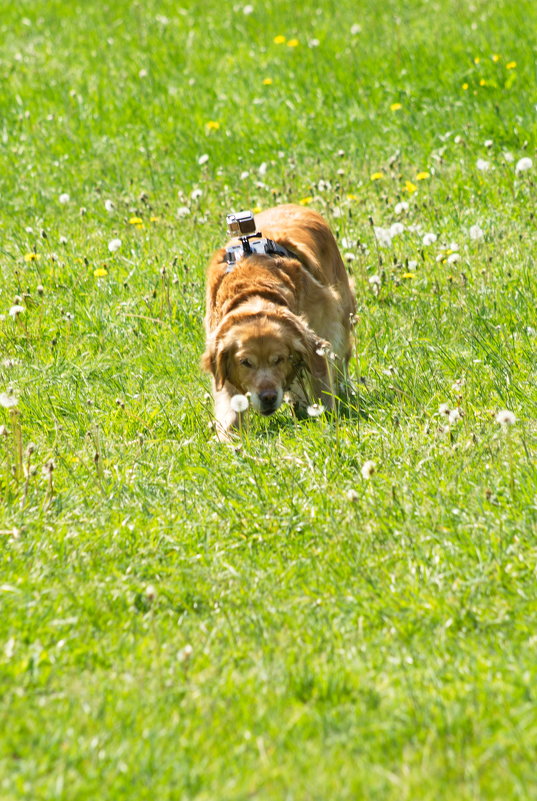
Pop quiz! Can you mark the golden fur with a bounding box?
[202,204,356,437]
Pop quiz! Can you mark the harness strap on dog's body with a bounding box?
[224,237,301,272]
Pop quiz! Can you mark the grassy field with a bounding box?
[1,0,536,798]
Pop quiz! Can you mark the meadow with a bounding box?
[1,0,536,798]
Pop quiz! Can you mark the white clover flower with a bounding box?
[389,222,405,237]
[476,159,490,171]
[495,410,516,426]
[515,157,532,173]
[198,154,209,166]
[177,206,190,217]
[58,192,70,204]
[469,224,484,241]
[361,460,376,479]
[104,199,115,212]
[108,238,122,252]
[230,394,249,413]
[9,305,25,318]
[394,201,409,215]
[307,403,325,417]
[0,392,18,408]
[422,232,437,246]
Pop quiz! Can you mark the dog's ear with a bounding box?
[201,340,229,391]
[287,318,331,381]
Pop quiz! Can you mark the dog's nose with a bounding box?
[259,388,278,413]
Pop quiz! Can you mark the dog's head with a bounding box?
[202,311,330,416]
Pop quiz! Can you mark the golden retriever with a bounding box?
[202,204,356,437]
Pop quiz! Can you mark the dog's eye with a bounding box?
[273,356,284,365]
[240,358,253,368]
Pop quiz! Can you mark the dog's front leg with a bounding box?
[212,381,244,441]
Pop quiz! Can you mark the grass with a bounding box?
[1,0,536,798]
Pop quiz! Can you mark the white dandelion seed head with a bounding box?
[422,232,437,246]
[408,259,418,269]
[59,235,68,244]
[104,199,115,212]
[503,151,514,163]
[308,38,320,47]
[307,403,325,417]
[476,158,490,172]
[58,192,70,204]
[243,4,254,14]
[350,23,362,34]
[369,274,381,295]
[394,201,409,215]
[361,460,376,479]
[9,305,25,318]
[515,157,533,173]
[439,402,451,416]
[495,410,516,426]
[448,407,463,425]
[484,139,493,148]
[190,188,203,200]
[177,206,190,217]
[346,488,359,502]
[0,391,18,408]
[469,224,484,241]
[389,222,405,237]
[447,252,460,264]
[230,394,249,413]
[108,238,122,252]
[198,154,209,166]
[374,227,393,248]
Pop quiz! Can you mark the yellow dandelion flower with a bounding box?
[94,267,108,277]
[402,272,415,279]
[287,38,299,47]
[263,78,273,85]
[273,35,286,44]
[206,120,220,131]
[492,54,500,62]
[506,61,516,69]
[474,56,480,64]
[24,253,40,262]
[479,79,487,86]
[136,223,144,230]
[347,193,358,200]
[390,102,402,111]
[462,82,469,90]
[129,216,143,225]
[299,196,313,205]
[253,206,262,214]
[370,172,384,181]
[404,180,418,193]
[150,216,160,222]
[416,171,430,180]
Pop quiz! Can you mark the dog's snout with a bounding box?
[259,388,278,413]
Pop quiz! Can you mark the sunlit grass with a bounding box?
[0,0,536,799]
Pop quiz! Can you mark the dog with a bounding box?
[202,204,356,438]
